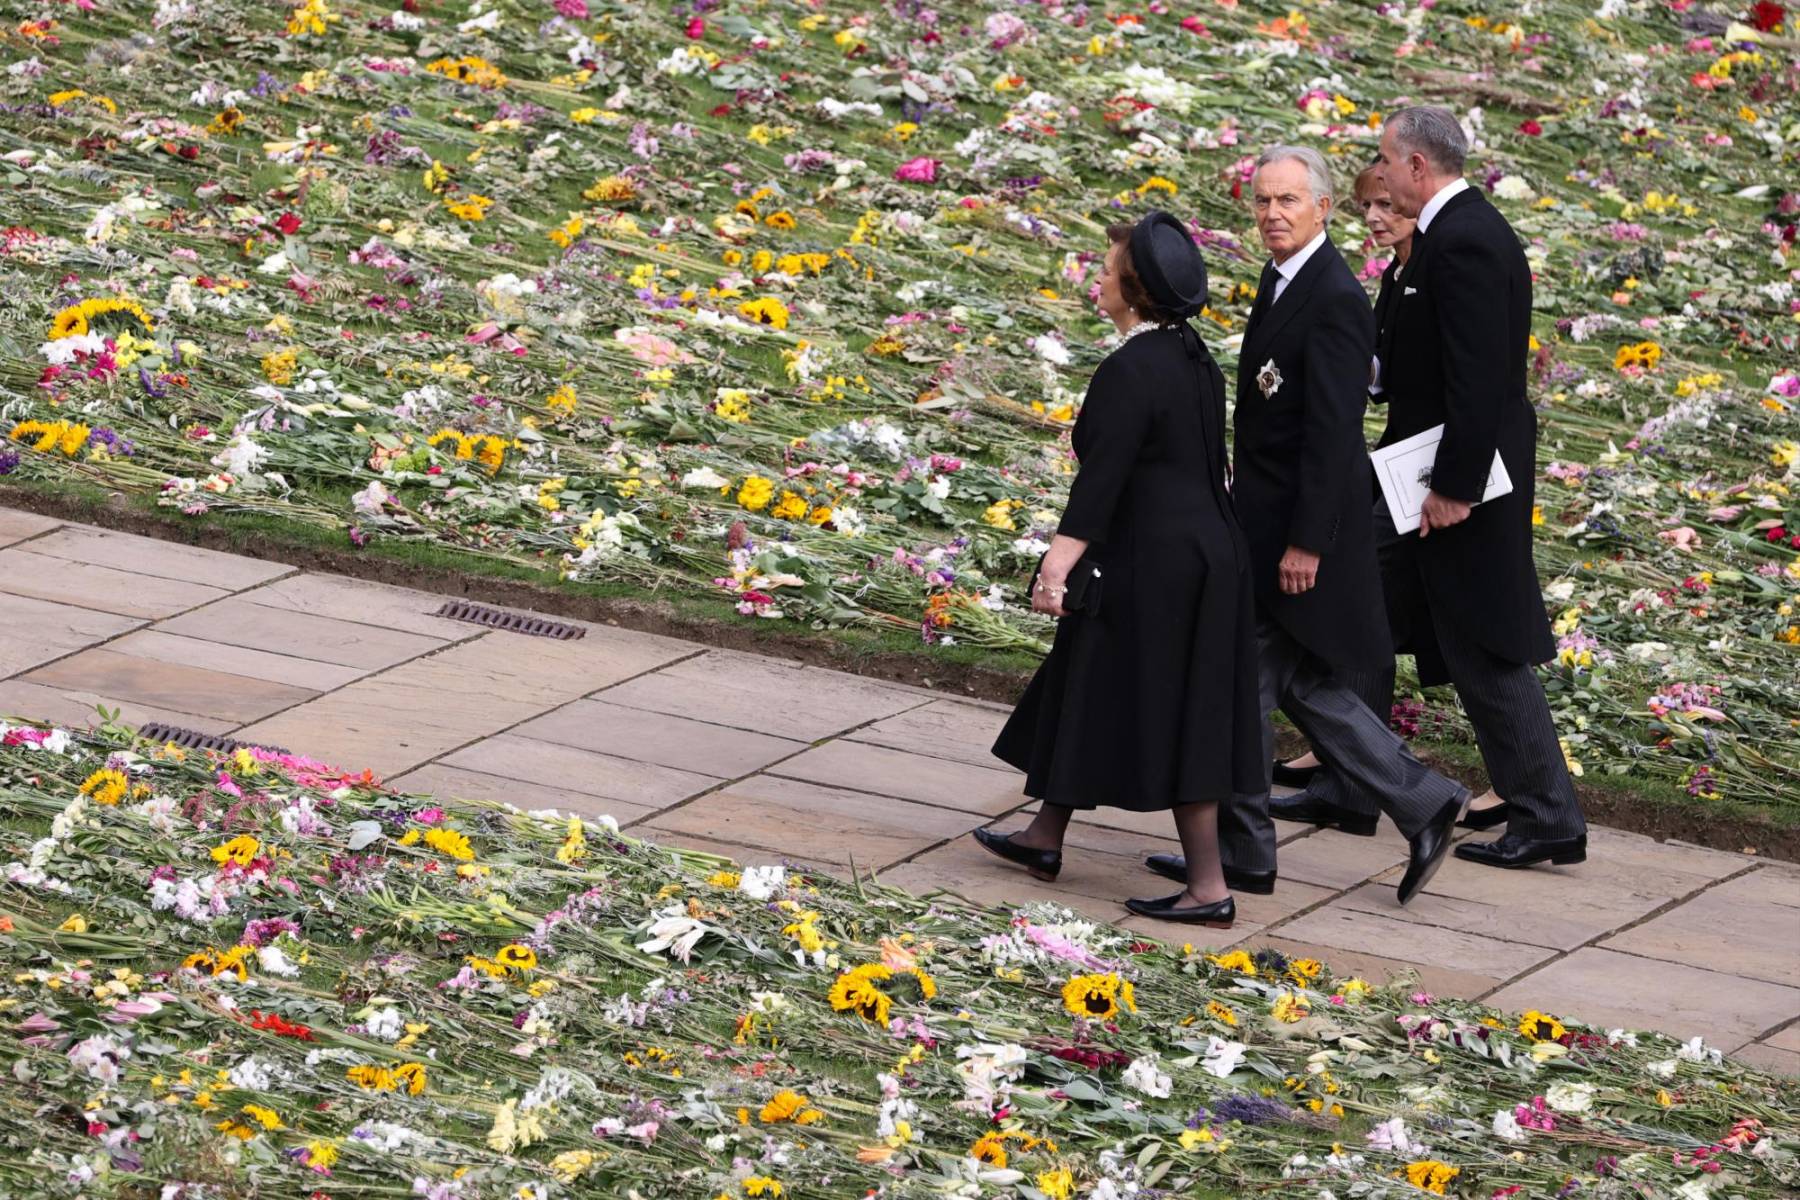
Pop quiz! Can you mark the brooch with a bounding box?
[1256,359,1284,399]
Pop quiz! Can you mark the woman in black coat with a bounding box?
[976,212,1264,928]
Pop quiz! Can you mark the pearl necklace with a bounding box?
[1115,320,1168,345]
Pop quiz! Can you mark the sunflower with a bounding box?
[765,210,798,230]
[472,435,507,475]
[736,296,790,329]
[1061,972,1136,1020]
[1207,949,1258,976]
[969,1132,1009,1167]
[393,1062,428,1095]
[77,768,128,806]
[211,835,261,868]
[828,965,893,1025]
[759,1089,822,1125]
[495,944,537,971]
[1286,957,1324,985]
[347,1064,395,1091]
[423,827,474,861]
[1518,1010,1566,1042]
[1205,1000,1239,1027]
[1403,1160,1461,1195]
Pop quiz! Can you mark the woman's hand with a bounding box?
[1032,534,1088,618]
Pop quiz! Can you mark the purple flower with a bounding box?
[1212,1093,1294,1126]
[0,447,19,476]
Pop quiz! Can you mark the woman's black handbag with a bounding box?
[1030,556,1105,616]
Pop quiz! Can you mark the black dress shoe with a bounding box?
[1397,792,1468,906]
[1268,792,1379,837]
[1143,855,1276,895]
[972,827,1062,881]
[1271,760,1318,788]
[1457,801,1512,831]
[1123,891,1236,927]
[1455,831,1586,869]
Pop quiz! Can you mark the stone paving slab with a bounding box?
[24,648,318,726]
[387,762,664,825]
[0,678,237,737]
[1599,867,1799,987]
[845,699,1013,768]
[241,572,490,641]
[513,698,805,779]
[1485,947,1800,1051]
[1341,879,1636,953]
[769,739,1030,817]
[1767,1023,1800,1053]
[1247,934,1511,1000]
[157,596,448,670]
[0,546,233,619]
[1735,1043,1800,1075]
[0,509,60,546]
[28,525,295,590]
[1273,904,1562,983]
[0,592,144,678]
[105,630,369,693]
[639,775,979,872]
[598,649,922,741]
[237,630,693,777]
[440,733,719,811]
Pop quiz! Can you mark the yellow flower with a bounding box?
[1207,950,1258,976]
[46,297,155,342]
[285,0,338,37]
[1771,441,1799,470]
[770,490,809,521]
[1518,1009,1566,1042]
[736,296,790,329]
[583,175,637,203]
[765,210,797,230]
[444,194,494,222]
[1612,341,1661,371]
[1036,1168,1075,1200]
[211,835,262,868]
[1178,1127,1216,1150]
[393,1061,428,1095]
[347,1063,395,1091]
[1060,973,1136,1020]
[1271,992,1311,1023]
[1286,957,1323,984]
[495,944,537,971]
[304,1140,338,1170]
[423,827,474,861]
[969,1132,1009,1167]
[743,1178,783,1198]
[759,1089,823,1125]
[737,475,776,512]
[828,965,894,1025]
[261,347,299,385]
[1205,1000,1239,1027]
[78,768,129,806]
[1403,1160,1461,1195]
[425,55,508,89]
[58,914,88,933]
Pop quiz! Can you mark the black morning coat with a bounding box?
[1232,236,1392,671]
[1377,186,1555,671]
[991,325,1265,812]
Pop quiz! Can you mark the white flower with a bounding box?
[636,905,709,963]
[1201,1035,1246,1078]
[1492,175,1536,202]
[1256,358,1284,398]
[352,481,392,515]
[1646,1058,1678,1080]
[737,865,786,900]
[1606,1028,1640,1047]
[1544,1082,1596,1113]
[1677,1036,1722,1065]
[40,333,108,364]
[258,944,300,978]
[365,1006,404,1041]
[1029,334,1071,366]
[1121,1054,1172,1098]
[68,1035,129,1083]
[680,467,730,490]
[228,1056,273,1090]
[211,434,269,477]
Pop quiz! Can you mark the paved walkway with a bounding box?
[3,505,1798,1071]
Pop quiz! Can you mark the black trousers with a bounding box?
[1220,614,1468,873]
[1309,498,1587,842]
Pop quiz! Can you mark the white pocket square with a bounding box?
[1404,286,1418,296]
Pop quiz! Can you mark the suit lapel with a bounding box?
[1243,239,1339,366]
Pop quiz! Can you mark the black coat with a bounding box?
[1378,187,1554,668]
[992,325,1264,811]
[1231,238,1391,671]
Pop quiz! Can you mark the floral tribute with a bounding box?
[0,1,1796,805]
[1,720,1797,1198]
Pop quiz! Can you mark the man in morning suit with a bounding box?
[1286,107,1587,872]
[1144,145,1469,906]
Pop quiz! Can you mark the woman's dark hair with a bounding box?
[1106,222,1186,326]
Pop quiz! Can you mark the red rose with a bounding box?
[1518,119,1542,136]
[276,212,302,235]
[1749,1,1785,33]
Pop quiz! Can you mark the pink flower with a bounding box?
[554,0,589,16]
[893,156,940,184]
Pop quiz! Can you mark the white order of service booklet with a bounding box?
[1369,423,1513,535]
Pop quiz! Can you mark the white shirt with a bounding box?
[1371,178,1469,392]
[1416,176,1471,234]
[1269,228,1328,305]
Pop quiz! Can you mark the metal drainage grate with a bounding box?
[137,723,288,756]
[434,600,587,640]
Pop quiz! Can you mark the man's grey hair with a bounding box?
[1384,106,1468,175]
[1254,145,1335,221]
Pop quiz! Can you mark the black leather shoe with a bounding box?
[1268,792,1379,837]
[1271,759,1318,788]
[1143,855,1276,895]
[1457,801,1512,831]
[972,827,1062,881]
[1397,792,1468,906]
[1454,831,1586,870]
[1123,891,1236,927]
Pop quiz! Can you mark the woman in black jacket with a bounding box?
[975,212,1264,927]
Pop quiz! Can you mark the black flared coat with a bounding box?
[992,325,1265,811]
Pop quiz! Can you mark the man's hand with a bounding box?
[1418,490,1473,538]
[1278,546,1321,595]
